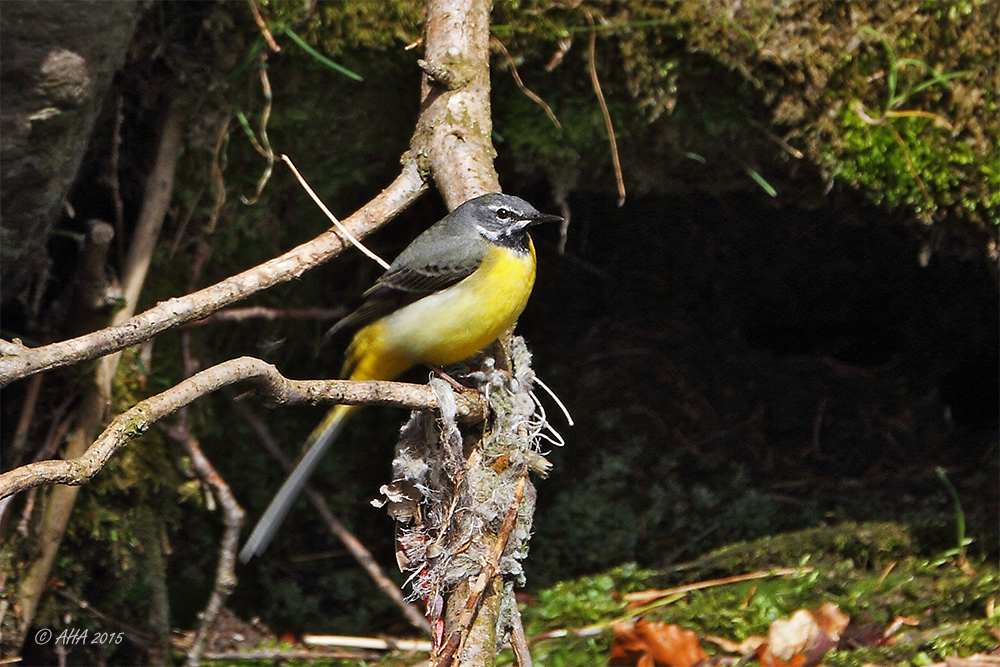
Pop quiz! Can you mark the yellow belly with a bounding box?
[346,240,536,381]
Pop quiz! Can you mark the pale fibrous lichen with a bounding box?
[375,335,550,631]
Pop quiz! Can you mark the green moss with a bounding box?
[824,620,998,667]
[531,564,651,629]
[257,0,422,55]
[822,108,995,223]
[693,521,916,574]
[492,0,999,228]
[518,523,999,666]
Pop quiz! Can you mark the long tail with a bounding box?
[239,404,359,563]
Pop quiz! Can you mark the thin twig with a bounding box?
[10,373,43,460]
[186,306,347,326]
[110,93,126,267]
[623,567,815,606]
[170,242,246,667]
[584,10,625,207]
[748,118,804,159]
[202,649,378,661]
[491,37,561,129]
[246,0,281,52]
[509,602,534,667]
[242,57,275,205]
[530,567,815,645]
[282,154,391,269]
[15,414,73,536]
[169,420,245,667]
[303,635,433,651]
[204,112,231,236]
[54,588,155,646]
[884,108,953,128]
[231,399,431,634]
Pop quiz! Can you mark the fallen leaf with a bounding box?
[703,632,766,655]
[759,603,849,667]
[611,618,708,667]
[756,644,806,667]
[812,602,850,639]
[768,609,822,661]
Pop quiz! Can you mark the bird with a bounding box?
[239,192,563,563]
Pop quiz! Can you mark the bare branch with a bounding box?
[0,357,485,499]
[168,420,245,667]
[0,161,426,387]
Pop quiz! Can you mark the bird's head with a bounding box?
[460,193,563,250]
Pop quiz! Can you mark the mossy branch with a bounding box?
[0,357,485,499]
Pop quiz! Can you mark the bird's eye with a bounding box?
[495,207,511,220]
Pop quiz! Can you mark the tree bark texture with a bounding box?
[418,0,500,207]
[0,0,148,306]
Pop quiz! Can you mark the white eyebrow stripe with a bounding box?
[475,224,502,240]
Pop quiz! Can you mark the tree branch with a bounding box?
[168,420,245,667]
[184,306,347,326]
[0,357,485,499]
[0,161,426,387]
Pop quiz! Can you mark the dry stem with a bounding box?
[584,10,625,206]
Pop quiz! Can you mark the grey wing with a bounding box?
[329,230,486,334]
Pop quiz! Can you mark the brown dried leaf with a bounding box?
[703,632,766,656]
[611,618,708,667]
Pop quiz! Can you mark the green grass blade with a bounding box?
[746,166,777,196]
[284,28,363,82]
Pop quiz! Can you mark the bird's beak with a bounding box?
[523,213,564,228]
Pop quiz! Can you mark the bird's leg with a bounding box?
[426,364,476,392]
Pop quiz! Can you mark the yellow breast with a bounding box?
[346,239,536,381]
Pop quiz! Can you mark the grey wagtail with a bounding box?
[239,193,562,562]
